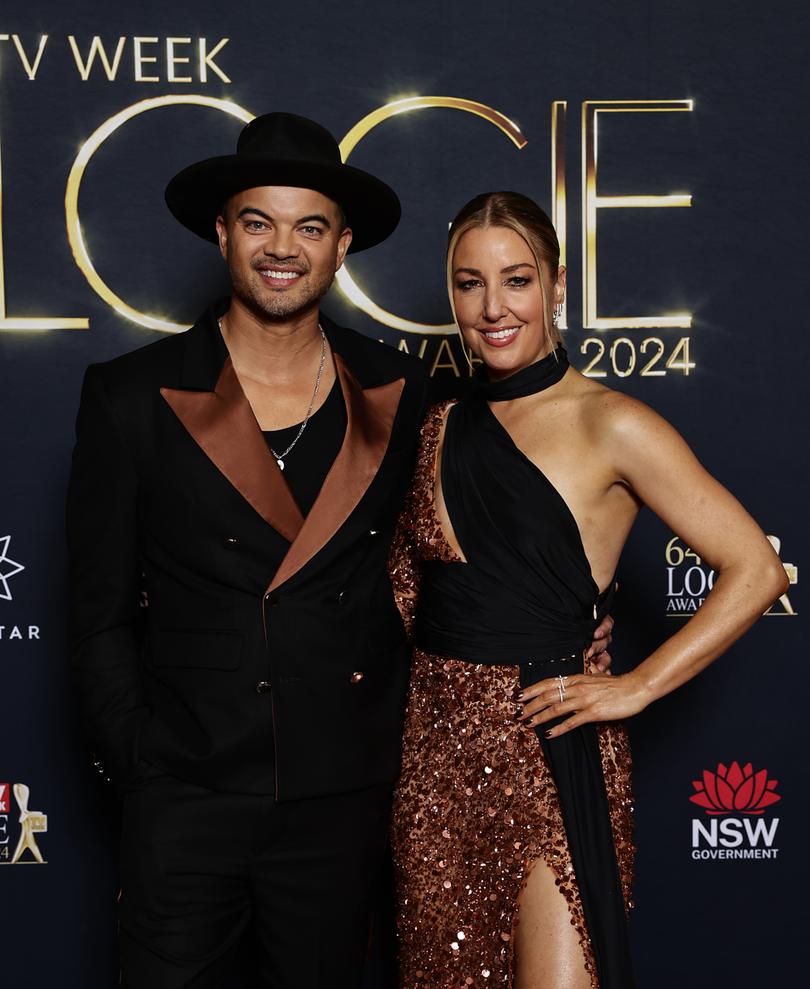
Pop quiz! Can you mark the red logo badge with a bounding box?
[0,783,9,813]
[690,761,780,816]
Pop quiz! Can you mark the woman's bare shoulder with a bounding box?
[565,369,679,448]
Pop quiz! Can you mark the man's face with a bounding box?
[216,186,352,321]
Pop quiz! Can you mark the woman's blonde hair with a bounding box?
[446,191,562,352]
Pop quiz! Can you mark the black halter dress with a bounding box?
[411,347,634,989]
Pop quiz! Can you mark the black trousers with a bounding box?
[118,770,394,989]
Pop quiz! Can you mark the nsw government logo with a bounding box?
[0,781,48,864]
[690,761,780,861]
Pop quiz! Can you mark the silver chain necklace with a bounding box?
[220,320,327,471]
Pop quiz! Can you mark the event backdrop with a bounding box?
[0,0,805,985]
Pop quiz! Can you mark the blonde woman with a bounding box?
[388,191,786,989]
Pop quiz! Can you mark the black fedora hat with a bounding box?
[165,112,401,253]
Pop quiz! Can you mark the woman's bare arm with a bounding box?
[519,393,787,735]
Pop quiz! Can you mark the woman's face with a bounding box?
[451,225,565,378]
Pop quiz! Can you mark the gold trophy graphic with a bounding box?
[11,783,47,864]
[766,536,798,616]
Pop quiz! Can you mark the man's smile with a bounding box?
[255,264,306,289]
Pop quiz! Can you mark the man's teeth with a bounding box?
[484,326,520,340]
[261,270,300,280]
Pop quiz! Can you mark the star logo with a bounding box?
[0,535,25,601]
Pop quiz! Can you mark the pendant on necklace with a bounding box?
[276,459,285,471]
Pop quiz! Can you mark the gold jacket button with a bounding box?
[350,671,364,683]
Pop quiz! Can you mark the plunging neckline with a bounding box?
[430,399,614,605]
[439,399,612,606]
[480,401,607,599]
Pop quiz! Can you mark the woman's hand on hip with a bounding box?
[516,670,650,738]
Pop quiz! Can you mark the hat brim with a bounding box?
[165,155,401,254]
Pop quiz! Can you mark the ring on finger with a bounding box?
[557,675,568,703]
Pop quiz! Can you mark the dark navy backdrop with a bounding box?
[0,1,805,985]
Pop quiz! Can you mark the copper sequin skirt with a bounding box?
[391,648,635,989]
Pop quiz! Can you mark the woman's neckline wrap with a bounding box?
[470,344,569,402]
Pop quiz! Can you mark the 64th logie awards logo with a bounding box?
[665,534,797,616]
[0,782,48,865]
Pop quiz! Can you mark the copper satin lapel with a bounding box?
[268,355,405,593]
[160,358,305,543]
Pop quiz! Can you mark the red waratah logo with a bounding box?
[690,761,780,816]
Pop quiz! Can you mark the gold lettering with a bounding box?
[166,37,192,83]
[68,35,126,81]
[582,100,693,330]
[551,101,567,329]
[65,95,252,332]
[0,106,88,331]
[198,38,230,84]
[133,37,159,83]
[580,335,694,378]
[397,337,429,359]
[10,34,48,80]
[429,337,460,377]
[336,96,526,336]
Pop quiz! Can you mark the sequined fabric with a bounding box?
[387,404,459,639]
[388,404,635,988]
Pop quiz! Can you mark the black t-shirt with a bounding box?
[262,379,347,516]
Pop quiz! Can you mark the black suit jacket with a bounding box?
[67,305,429,800]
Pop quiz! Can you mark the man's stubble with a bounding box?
[228,258,336,324]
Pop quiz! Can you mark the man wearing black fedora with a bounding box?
[66,112,429,988]
[67,111,613,987]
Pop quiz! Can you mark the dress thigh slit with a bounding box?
[391,649,634,989]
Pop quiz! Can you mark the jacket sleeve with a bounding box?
[66,364,149,785]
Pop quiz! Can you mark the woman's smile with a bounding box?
[478,324,523,346]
